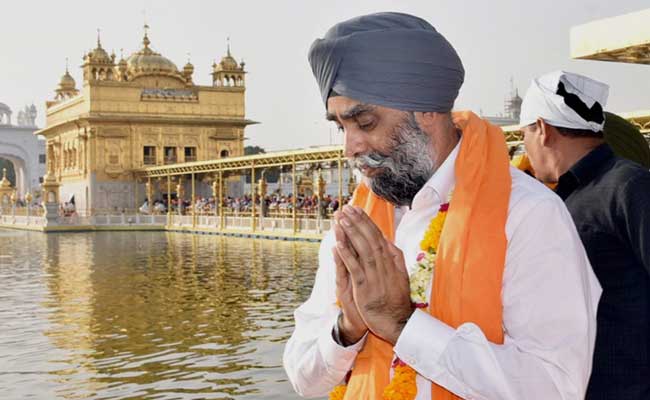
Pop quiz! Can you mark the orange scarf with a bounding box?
[344,111,511,400]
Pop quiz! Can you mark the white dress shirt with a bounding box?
[283,142,602,399]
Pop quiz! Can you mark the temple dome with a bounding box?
[126,31,182,79]
[214,41,243,72]
[59,71,76,90]
[89,46,111,62]
[219,55,239,70]
[86,36,112,64]
[127,50,179,75]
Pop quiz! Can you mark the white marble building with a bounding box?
[0,102,46,198]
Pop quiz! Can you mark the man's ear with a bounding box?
[413,111,436,130]
[538,118,554,147]
[414,111,451,134]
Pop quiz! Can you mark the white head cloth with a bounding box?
[519,71,609,132]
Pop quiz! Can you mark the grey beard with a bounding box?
[353,113,435,206]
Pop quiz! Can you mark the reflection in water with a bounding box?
[0,230,320,399]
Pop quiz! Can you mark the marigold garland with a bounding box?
[329,199,451,400]
[383,363,419,400]
[329,384,347,400]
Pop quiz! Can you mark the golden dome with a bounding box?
[59,70,76,90]
[86,35,112,64]
[127,51,179,74]
[219,55,239,70]
[126,31,182,79]
[89,47,110,62]
[214,40,243,72]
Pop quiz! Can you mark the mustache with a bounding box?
[352,152,395,171]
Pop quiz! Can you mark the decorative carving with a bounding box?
[143,134,159,144]
[98,127,129,138]
[183,135,200,146]
[104,138,124,178]
[164,138,179,147]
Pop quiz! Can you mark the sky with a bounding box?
[1,0,649,151]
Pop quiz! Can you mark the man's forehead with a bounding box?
[327,95,363,113]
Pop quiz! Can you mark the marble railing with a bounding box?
[0,214,45,226]
[0,211,329,239]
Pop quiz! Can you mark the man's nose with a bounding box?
[343,130,366,159]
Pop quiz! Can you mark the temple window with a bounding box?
[164,147,177,164]
[184,147,197,162]
[143,146,157,165]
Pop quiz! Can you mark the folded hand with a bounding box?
[333,205,413,345]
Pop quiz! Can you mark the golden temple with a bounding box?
[36,26,255,215]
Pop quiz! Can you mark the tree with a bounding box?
[244,145,266,156]
[243,146,280,183]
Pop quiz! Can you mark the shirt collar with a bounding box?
[410,139,460,209]
[569,143,614,184]
[556,143,614,199]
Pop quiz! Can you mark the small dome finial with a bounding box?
[65,57,69,74]
[227,36,231,57]
[97,28,102,48]
[143,23,151,48]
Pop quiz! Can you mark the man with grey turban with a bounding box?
[284,13,600,400]
[520,70,650,400]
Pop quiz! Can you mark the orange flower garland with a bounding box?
[330,201,450,400]
[383,363,419,400]
[329,384,347,400]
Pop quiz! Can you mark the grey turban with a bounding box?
[308,12,465,112]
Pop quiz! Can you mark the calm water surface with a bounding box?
[0,229,321,399]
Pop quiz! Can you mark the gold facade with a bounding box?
[36,28,255,214]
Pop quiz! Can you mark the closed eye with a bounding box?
[358,122,373,131]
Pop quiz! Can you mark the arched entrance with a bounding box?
[0,103,46,202]
[0,158,16,185]
[0,142,32,198]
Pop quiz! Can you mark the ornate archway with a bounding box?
[0,141,34,198]
[0,103,45,201]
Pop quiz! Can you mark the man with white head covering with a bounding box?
[520,71,650,400]
[284,13,601,400]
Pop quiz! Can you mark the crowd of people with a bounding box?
[139,192,350,218]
